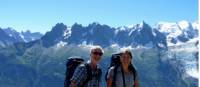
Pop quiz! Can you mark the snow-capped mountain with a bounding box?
[40,22,167,49]
[66,22,116,47]
[3,28,24,42]
[41,23,67,47]
[0,27,43,47]
[21,30,43,42]
[38,21,198,49]
[156,20,198,46]
[0,28,18,47]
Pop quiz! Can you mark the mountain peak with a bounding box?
[21,30,31,34]
[140,21,149,28]
[51,23,67,33]
[177,20,191,30]
[88,22,101,28]
[91,22,100,25]
[72,23,83,28]
[133,21,150,29]
[3,27,15,31]
[54,23,67,28]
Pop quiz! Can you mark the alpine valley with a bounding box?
[0,20,198,87]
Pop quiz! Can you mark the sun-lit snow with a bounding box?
[157,22,182,37]
[158,43,165,48]
[119,26,126,31]
[139,22,144,28]
[9,34,13,37]
[56,41,67,48]
[78,44,98,50]
[192,21,199,30]
[127,24,135,29]
[63,26,72,39]
[187,37,199,43]
[110,44,119,48]
[186,68,199,79]
[156,21,199,47]
[115,27,123,35]
[120,46,134,50]
[178,20,190,30]
[152,30,157,36]
[19,33,27,42]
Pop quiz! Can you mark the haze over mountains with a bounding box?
[0,20,198,87]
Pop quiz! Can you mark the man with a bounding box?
[70,46,104,87]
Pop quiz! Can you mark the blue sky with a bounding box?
[0,0,198,33]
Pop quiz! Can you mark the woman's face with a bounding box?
[120,52,132,66]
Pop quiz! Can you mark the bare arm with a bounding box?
[133,80,139,87]
[69,80,77,87]
[106,77,113,87]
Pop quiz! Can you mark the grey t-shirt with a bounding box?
[107,66,137,87]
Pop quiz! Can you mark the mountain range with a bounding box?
[0,27,43,47]
[0,20,198,87]
[0,20,198,49]
[39,20,198,49]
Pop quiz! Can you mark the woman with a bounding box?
[107,49,139,87]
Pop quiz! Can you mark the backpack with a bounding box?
[64,57,102,87]
[105,53,137,86]
[105,53,121,81]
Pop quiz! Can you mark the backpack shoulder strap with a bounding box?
[81,63,102,87]
[97,67,102,83]
[112,65,119,87]
[129,64,137,81]
[121,65,126,87]
[133,68,137,81]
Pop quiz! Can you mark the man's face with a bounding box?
[91,49,103,63]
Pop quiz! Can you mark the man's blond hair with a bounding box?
[90,45,104,53]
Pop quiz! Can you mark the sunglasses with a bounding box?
[92,52,103,56]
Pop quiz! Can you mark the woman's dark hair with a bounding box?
[128,63,137,81]
[120,48,133,59]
